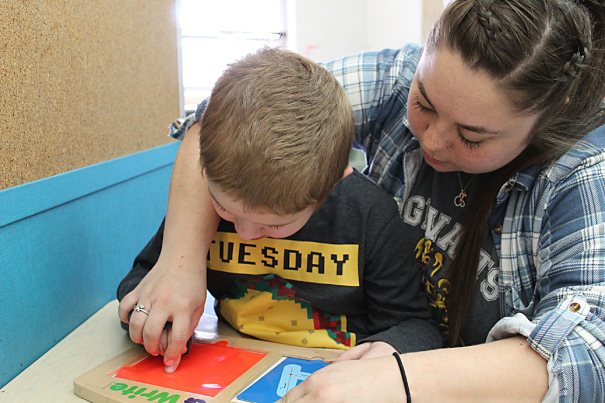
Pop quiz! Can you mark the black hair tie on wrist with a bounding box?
[393,352,411,403]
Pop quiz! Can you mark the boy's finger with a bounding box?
[331,342,371,362]
[159,327,170,356]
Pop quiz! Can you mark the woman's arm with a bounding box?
[280,336,548,403]
[118,122,220,372]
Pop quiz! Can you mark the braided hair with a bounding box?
[426,0,605,346]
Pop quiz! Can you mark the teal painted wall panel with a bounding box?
[0,142,179,388]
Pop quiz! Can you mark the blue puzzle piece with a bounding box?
[237,357,328,403]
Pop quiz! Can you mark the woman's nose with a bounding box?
[423,121,451,152]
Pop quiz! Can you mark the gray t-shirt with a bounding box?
[401,161,501,346]
[118,170,443,354]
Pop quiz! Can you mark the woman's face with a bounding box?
[407,47,539,173]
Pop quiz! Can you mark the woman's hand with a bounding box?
[118,122,220,373]
[276,355,406,403]
[332,341,398,362]
[158,321,192,373]
[118,252,207,372]
[278,337,548,403]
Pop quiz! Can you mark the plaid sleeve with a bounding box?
[493,132,605,403]
[531,291,605,403]
[321,45,421,163]
[531,150,605,402]
[168,99,210,140]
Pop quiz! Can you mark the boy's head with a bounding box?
[200,47,354,239]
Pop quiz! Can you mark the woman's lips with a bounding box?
[422,149,445,165]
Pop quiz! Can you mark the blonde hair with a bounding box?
[199,47,354,215]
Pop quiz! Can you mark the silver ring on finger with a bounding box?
[133,304,150,315]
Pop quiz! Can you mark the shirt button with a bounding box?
[569,302,581,312]
[494,225,503,235]
[505,185,513,194]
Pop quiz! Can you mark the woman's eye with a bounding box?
[458,131,482,149]
[267,225,282,230]
[413,95,434,113]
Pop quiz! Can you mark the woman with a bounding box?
[120,0,605,401]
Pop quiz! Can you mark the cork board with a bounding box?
[0,0,181,190]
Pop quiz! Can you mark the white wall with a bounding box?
[289,0,423,63]
[365,0,422,53]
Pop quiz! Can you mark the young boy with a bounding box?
[118,47,440,352]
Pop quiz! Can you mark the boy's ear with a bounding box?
[341,165,354,179]
[330,165,353,191]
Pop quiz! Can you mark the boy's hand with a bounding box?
[332,341,397,362]
[118,253,207,372]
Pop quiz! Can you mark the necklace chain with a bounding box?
[454,172,477,208]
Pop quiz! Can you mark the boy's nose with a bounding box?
[235,220,265,240]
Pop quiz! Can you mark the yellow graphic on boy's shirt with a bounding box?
[219,288,355,349]
[208,231,359,286]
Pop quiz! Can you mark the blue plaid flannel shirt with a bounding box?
[170,44,605,402]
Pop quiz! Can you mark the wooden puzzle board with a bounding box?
[74,333,341,403]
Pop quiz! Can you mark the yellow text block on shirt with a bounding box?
[208,231,359,286]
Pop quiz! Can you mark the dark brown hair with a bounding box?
[199,47,354,215]
[427,0,605,346]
